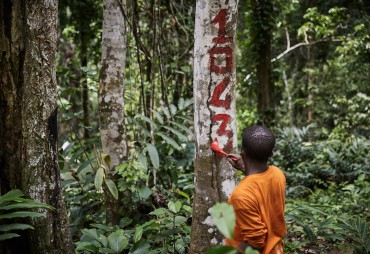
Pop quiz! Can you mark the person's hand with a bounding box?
[227,154,245,172]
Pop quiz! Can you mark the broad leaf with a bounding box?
[81,228,99,240]
[108,232,128,252]
[146,144,159,169]
[149,208,168,216]
[94,167,105,190]
[134,226,143,243]
[156,132,181,150]
[210,203,235,239]
[150,109,164,124]
[138,152,148,171]
[168,201,182,213]
[169,104,177,115]
[163,126,187,141]
[169,121,194,136]
[101,153,111,169]
[104,179,118,200]
[136,114,158,130]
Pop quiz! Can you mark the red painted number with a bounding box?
[209,77,231,109]
[211,9,233,44]
[209,46,233,74]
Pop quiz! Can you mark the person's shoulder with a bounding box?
[231,178,258,201]
[269,165,285,177]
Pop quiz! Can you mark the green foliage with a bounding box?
[0,189,54,241]
[210,203,236,240]
[285,174,369,253]
[272,126,370,194]
[207,203,259,254]
[129,98,194,189]
[76,197,192,253]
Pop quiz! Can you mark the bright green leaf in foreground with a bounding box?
[210,203,236,239]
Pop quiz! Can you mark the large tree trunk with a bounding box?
[0,0,74,253]
[250,0,275,124]
[190,1,238,253]
[99,0,128,225]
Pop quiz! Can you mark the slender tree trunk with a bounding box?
[0,0,74,253]
[190,1,238,253]
[80,47,90,138]
[99,0,128,225]
[307,42,314,123]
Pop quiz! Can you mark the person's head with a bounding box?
[241,125,275,164]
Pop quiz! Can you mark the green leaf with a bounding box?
[136,114,158,130]
[0,223,34,232]
[77,157,96,174]
[98,248,116,253]
[134,226,143,243]
[175,189,190,200]
[146,144,159,169]
[178,98,185,109]
[156,132,181,150]
[0,189,24,204]
[169,121,193,136]
[245,246,260,254]
[132,242,151,254]
[160,106,171,118]
[210,203,235,239]
[94,167,105,190]
[149,208,168,216]
[182,205,192,214]
[163,126,187,141]
[0,211,44,219]
[108,232,128,252]
[104,179,119,200]
[205,246,236,254]
[0,233,21,241]
[138,152,148,171]
[0,203,54,211]
[303,225,316,242]
[101,153,111,169]
[150,109,164,124]
[81,228,99,240]
[137,186,152,200]
[97,234,108,248]
[168,200,182,213]
[169,104,177,115]
[319,233,345,241]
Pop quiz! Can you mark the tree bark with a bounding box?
[190,1,238,253]
[99,0,128,225]
[0,0,74,253]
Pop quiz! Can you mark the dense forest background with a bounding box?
[1,0,369,253]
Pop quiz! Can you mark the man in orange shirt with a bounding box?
[226,125,286,254]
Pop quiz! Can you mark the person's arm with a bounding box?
[236,241,262,254]
[233,198,267,252]
[236,241,249,254]
[227,154,245,173]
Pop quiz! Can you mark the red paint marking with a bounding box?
[213,114,233,138]
[209,46,233,74]
[209,9,235,155]
[211,9,233,44]
[209,77,231,109]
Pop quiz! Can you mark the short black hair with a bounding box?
[242,125,276,163]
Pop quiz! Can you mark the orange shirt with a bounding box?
[226,166,287,254]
